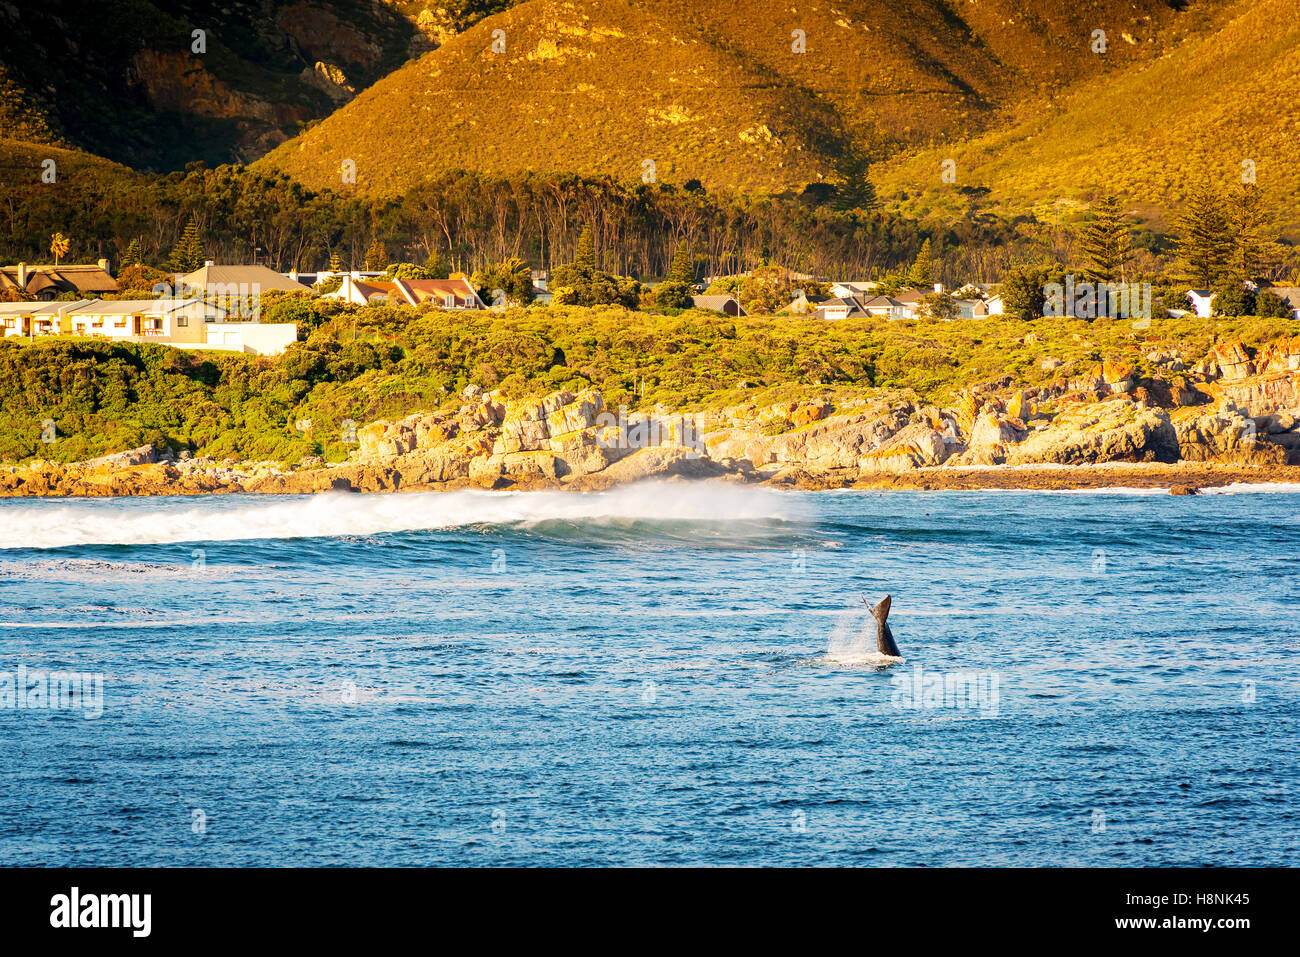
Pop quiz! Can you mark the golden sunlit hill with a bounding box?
[257,0,1185,196]
[0,137,139,193]
[875,0,1300,235]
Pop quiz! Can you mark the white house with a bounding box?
[985,294,1005,315]
[830,280,879,299]
[199,322,300,355]
[954,298,990,319]
[66,298,227,342]
[1263,286,1300,319]
[324,274,484,308]
[691,295,747,316]
[815,296,868,320]
[0,299,93,337]
[1187,289,1215,318]
[859,295,909,319]
[61,299,297,355]
[182,262,312,296]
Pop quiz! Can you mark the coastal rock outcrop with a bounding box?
[1172,406,1287,465]
[6,335,1300,496]
[858,423,951,473]
[1002,400,1178,465]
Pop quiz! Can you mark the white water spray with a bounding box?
[0,482,799,549]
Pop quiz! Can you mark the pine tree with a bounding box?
[168,218,205,273]
[1174,183,1232,288]
[907,238,933,287]
[833,153,878,212]
[364,238,387,271]
[656,241,694,309]
[573,226,596,275]
[1228,183,1270,283]
[328,250,341,272]
[668,241,694,285]
[1078,195,1133,283]
[123,238,143,267]
[551,225,639,308]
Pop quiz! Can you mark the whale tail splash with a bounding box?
[863,593,902,657]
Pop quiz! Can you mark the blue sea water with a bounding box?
[0,482,1296,867]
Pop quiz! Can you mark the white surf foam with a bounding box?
[823,608,908,667]
[1199,482,1300,495]
[0,481,799,549]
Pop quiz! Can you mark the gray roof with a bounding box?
[859,295,904,309]
[182,264,310,293]
[1265,286,1300,308]
[691,295,744,314]
[816,296,868,317]
[0,299,93,315]
[67,298,226,316]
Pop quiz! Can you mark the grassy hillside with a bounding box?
[2,301,1291,464]
[875,0,1300,236]
[259,0,1183,195]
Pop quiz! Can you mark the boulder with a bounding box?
[357,420,417,459]
[1214,367,1300,417]
[549,429,622,476]
[949,411,1027,465]
[1102,360,1137,393]
[1212,340,1253,381]
[1256,336,1300,375]
[545,389,603,434]
[790,398,832,428]
[1006,391,1035,420]
[1173,407,1286,464]
[593,446,724,484]
[81,444,157,470]
[765,405,911,471]
[1003,400,1179,465]
[858,423,950,473]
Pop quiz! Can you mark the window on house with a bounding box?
[177,316,188,327]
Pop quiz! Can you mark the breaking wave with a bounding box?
[0,482,801,549]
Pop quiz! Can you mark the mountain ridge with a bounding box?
[256,0,1184,195]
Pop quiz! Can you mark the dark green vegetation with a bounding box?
[0,160,960,282]
[0,0,417,170]
[3,304,1292,465]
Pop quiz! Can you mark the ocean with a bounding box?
[1,482,1296,866]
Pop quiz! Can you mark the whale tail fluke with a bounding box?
[862,593,902,657]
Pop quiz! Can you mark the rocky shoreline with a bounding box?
[4,336,1299,498]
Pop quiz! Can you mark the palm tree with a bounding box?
[50,232,70,266]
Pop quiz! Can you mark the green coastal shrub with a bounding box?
[1,306,1294,465]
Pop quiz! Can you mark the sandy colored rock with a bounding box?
[858,423,950,473]
[1004,400,1178,466]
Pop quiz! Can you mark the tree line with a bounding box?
[3,158,1294,307]
[2,162,958,282]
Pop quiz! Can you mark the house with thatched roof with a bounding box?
[0,262,118,300]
